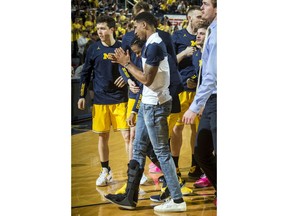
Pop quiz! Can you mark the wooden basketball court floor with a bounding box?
[72,125,216,216]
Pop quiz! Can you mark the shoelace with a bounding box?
[99,170,108,178]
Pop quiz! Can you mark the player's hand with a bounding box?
[128,79,140,93]
[107,53,117,62]
[187,78,197,89]
[184,46,196,57]
[78,98,86,110]
[127,113,136,127]
[114,48,130,66]
[114,76,126,88]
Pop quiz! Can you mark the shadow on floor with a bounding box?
[71,118,92,135]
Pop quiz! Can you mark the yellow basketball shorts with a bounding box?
[167,112,179,138]
[176,91,199,128]
[92,103,129,133]
[127,98,138,123]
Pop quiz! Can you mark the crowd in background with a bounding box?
[71,0,202,73]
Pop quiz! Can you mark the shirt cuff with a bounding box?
[189,101,200,114]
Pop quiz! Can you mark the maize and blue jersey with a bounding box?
[121,30,134,54]
[180,47,202,91]
[79,40,128,104]
[119,31,142,103]
[172,28,197,91]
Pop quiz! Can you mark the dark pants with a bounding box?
[194,94,217,190]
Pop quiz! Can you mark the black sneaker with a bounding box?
[176,167,181,177]
[150,176,187,202]
[150,185,170,202]
[188,166,203,179]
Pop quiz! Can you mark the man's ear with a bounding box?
[142,21,147,29]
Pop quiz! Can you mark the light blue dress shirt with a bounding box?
[189,19,217,113]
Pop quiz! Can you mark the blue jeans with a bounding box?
[132,100,182,200]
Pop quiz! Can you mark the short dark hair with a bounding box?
[134,12,157,28]
[133,2,150,15]
[130,36,145,48]
[186,5,201,16]
[96,15,115,28]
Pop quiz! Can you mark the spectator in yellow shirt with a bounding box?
[72,17,83,57]
[119,10,127,23]
[84,15,94,29]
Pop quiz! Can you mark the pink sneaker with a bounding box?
[149,162,156,169]
[194,175,212,188]
[149,162,162,173]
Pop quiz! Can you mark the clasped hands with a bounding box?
[108,48,131,88]
[108,47,130,66]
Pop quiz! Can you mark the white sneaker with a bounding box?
[96,168,112,186]
[140,173,148,185]
[154,199,186,212]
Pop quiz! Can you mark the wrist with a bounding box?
[124,61,130,68]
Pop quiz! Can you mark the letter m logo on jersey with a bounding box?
[103,53,109,59]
